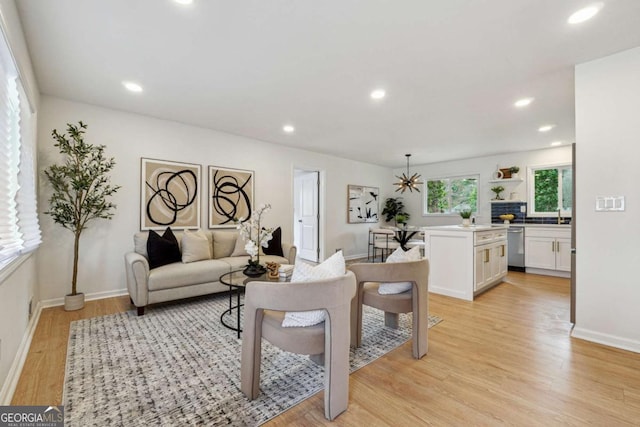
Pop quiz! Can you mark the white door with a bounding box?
[296,171,319,262]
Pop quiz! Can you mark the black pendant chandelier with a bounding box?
[394,154,423,193]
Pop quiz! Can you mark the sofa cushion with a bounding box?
[263,226,284,257]
[148,259,232,291]
[212,230,237,259]
[231,233,250,257]
[147,228,182,269]
[181,230,212,263]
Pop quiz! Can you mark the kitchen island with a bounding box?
[424,225,508,301]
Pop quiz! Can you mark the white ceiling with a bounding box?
[15,0,640,167]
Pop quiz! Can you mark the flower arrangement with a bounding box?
[237,203,273,275]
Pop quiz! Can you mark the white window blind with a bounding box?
[0,28,41,269]
[17,85,41,253]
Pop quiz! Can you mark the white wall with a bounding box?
[0,0,40,403]
[36,96,393,302]
[391,147,572,226]
[573,46,640,353]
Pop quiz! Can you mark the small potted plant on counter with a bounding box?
[460,209,473,227]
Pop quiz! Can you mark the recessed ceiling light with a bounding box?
[174,0,193,5]
[370,89,386,100]
[550,141,563,146]
[568,3,602,24]
[122,81,143,93]
[514,97,534,108]
[283,125,295,133]
[538,124,555,132]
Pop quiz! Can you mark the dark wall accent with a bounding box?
[491,202,572,225]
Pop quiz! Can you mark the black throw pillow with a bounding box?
[263,226,284,257]
[147,227,182,269]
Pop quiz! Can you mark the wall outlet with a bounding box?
[520,205,526,213]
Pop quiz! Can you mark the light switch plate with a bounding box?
[520,205,526,213]
[595,196,625,211]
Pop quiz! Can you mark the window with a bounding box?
[0,31,41,271]
[528,164,572,216]
[424,175,478,215]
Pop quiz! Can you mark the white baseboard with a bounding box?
[344,253,368,261]
[572,327,640,354]
[40,288,129,308]
[525,267,571,278]
[0,301,42,405]
[1,288,129,404]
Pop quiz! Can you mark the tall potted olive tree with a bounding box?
[44,121,120,311]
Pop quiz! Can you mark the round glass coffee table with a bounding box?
[219,270,281,338]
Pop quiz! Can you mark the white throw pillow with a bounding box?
[282,251,346,327]
[181,230,212,263]
[378,246,421,295]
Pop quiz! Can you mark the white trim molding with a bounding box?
[40,288,129,309]
[572,327,640,354]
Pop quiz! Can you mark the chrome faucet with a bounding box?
[557,209,564,224]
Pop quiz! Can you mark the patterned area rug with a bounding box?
[64,294,442,426]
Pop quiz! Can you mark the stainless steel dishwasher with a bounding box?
[507,226,525,271]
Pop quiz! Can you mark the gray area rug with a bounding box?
[64,294,442,426]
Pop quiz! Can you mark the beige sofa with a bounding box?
[124,230,296,315]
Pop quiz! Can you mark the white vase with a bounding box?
[461,218,471,227]
[64,293,85,311]
[511,172,519,179]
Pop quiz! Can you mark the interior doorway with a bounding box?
[293,169,321,263]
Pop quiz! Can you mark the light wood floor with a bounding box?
[12,272,640,425]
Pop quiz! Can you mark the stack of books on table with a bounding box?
[278,264,294,281]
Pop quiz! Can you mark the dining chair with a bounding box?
[240,271,357,421]
[348,259,429,359]
[368,227,400,262]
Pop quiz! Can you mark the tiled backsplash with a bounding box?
[491,202,572,225]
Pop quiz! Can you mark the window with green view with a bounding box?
[424,176,478,215]
[530,165,572,215]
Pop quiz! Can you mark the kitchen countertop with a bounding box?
[423,224,508,232]
[502,223,571,229]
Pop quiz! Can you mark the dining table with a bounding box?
[393,226,422,250]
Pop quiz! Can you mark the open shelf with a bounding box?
[489,178,523,183]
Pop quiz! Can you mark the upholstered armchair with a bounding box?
[240,271,357,421]
[348,259,429,359]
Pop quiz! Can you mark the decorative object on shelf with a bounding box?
[141,158,200,230]
[491,185,505,200]
[381,197,410,226]
[394,154,423,193]
[209,165,254,228]
[509,166,520,179]
[492,165,504,180]
[509,192,519,201]
[499,214,515,224]
[460,208,473,227]
[266,262,280,280]
[44,121,121,311]
[347,185,379,223]
[238,203,273,277]
[499,168,512,179]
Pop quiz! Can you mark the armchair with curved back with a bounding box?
[348,259,429,359]
[240,270,357,421]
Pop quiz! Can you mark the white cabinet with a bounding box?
[474,240,507,292]
[525,227,571,276]
[425,226,508,301]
